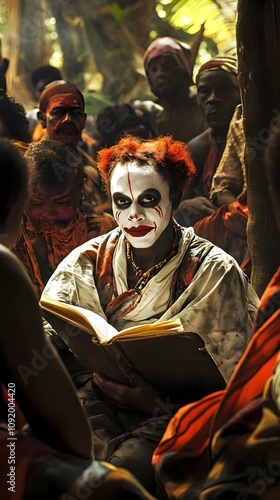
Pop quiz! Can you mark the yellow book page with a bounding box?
[40,296,183,343]
[116,318,184,340]
[40,296,116,342]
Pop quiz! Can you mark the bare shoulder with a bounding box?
[0,245,23,282]
[0,245,32,295]
[184,128,212,184]
[187,128,211,152]
[0,245,48,367]
[0,245,40,327]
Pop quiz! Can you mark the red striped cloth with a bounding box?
[153,268,280,498]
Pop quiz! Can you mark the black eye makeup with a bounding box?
[113,193,132,209]
[138,189,161,207]
[113,189,161,210]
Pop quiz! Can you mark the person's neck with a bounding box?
[211,125,229,141]
[209,128,228,159]
[130,220,176,273]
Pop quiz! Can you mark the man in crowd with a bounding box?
[175,56,241,227]
[133,35,206,143]
[194,104,250,274]
[37,80,111,214]
[14,140,116,297]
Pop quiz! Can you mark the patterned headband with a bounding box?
[196,56,238,83]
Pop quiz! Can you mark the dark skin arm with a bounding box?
[183,128,212,200]
[93,372,168,416]
[215,191,237,207]
[174,128,217,226]
[173,196,217,227]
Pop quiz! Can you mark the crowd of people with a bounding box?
[0,32,279,500]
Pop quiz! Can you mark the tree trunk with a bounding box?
[118,0,156,50]
[78,0,155,103]
[6,0,47,107]
[47,0,90,87]
[236,0,280,296]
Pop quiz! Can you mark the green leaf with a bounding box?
[110,3,127,21]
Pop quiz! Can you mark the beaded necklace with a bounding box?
[125,221,182,292]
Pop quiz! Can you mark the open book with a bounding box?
[40,295,226,405]
[40,295,184,343]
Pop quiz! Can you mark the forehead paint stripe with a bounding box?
[154,205,163,218]
[48,95,82,108]
[127,171,134,201]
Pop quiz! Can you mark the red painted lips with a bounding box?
[124,226,154,237]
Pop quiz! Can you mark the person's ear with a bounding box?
[171,191,182,210]
[37,111,46,128]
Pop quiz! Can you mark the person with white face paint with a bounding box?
[42,135,259,495]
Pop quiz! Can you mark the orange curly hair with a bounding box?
[97,135,196,196]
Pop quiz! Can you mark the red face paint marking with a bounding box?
[127,171,134,201]
[115,210,121,222]
[154,205,163,218]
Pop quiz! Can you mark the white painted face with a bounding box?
[110,161,172,248]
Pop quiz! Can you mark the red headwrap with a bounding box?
[196,56,237,83]
[143,37,193,79]
[39,80,85,113]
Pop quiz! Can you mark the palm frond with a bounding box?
[157,0,237,56]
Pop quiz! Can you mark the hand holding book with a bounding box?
[93,371,165,415]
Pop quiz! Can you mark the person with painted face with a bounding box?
[13,140,116,298]
[42,135,259,495]
[38,81,111,214]
[38,80,86,149]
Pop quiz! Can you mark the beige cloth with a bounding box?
[271,354,280,412]
[210,104,247,203]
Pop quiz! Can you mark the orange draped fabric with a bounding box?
[13,211,116,297]
[194,200,248,243]
[194,199,249,271]
[196,140,220,199]
[153,268,280,499]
